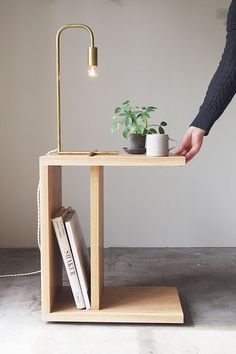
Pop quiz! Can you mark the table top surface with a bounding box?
[40,152,186,167]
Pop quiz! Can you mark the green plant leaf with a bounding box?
[141,106,146,110]
[114,107,121,114]
[143,112,150,118]
[123,128,129,138]
[122,100,130,105]
[147,128,157,134]
[136,125,145,135]
[159,126,165,134]
[130,126,136,134]
[136,113,142,119]
[125,115,132,127]
[147,106,157,112]
[111,122,118,133]
[160,121,167,126]
[136,118,146,128]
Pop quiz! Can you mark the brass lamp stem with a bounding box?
[56,24,97,154]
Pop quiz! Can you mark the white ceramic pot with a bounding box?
[146,134,177,157]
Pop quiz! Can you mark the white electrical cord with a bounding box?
[0,148,57,278]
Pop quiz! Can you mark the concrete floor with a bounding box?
[1,248,236,354]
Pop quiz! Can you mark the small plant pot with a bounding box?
[123,133,146,154]
[128,133,146,149]
[146,134,177,156]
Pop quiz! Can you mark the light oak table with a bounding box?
[40,153,186,323]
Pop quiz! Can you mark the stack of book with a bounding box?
[52,207,90,310]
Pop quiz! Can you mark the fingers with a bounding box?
[180,149,188,156]
[174,126,205,162]
[174,145,185,155]
[174,143,191,157]
[185,145,201,162]
[174,141,189,156]
[174,147,188,156]
[185,142,202,162]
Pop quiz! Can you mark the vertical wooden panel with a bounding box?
[90,166,104,310]
[40,163,62,317]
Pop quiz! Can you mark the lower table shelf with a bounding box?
[44,286,184,323]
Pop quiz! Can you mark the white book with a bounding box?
[52,207,85,309]
[64,209,91,310]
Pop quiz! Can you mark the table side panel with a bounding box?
[40,164,62,316]
[90,166,104,310]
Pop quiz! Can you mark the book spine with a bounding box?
[65,221,91,310]
[52,218,85,309]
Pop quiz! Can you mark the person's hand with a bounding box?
[174,126,206,162]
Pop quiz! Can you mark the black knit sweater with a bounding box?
[190,0,236,134]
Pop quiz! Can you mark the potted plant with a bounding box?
[111,100,160,153]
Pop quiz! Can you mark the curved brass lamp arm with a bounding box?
[56,24,95,47]
[56,24,97,154]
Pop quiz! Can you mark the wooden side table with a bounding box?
[40,153,185,323]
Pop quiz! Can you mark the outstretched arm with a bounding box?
[190,28,236,135]
[176,0,236,162]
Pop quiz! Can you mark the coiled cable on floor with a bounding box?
[0,148,57,278]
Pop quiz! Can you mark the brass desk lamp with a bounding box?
[56,24,118,156]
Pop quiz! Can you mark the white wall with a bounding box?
[0,0,235,247]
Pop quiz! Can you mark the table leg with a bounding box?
[40,164,62,316]
[90,166,104,310]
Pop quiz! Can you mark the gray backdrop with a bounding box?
[0,0,234,247]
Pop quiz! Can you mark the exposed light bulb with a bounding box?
[88,66,97,78]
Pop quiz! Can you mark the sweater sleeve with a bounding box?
[190,1,236,135]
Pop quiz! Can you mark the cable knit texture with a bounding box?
[190,0,236,134]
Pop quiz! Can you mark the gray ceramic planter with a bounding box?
[128,133,146,149]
